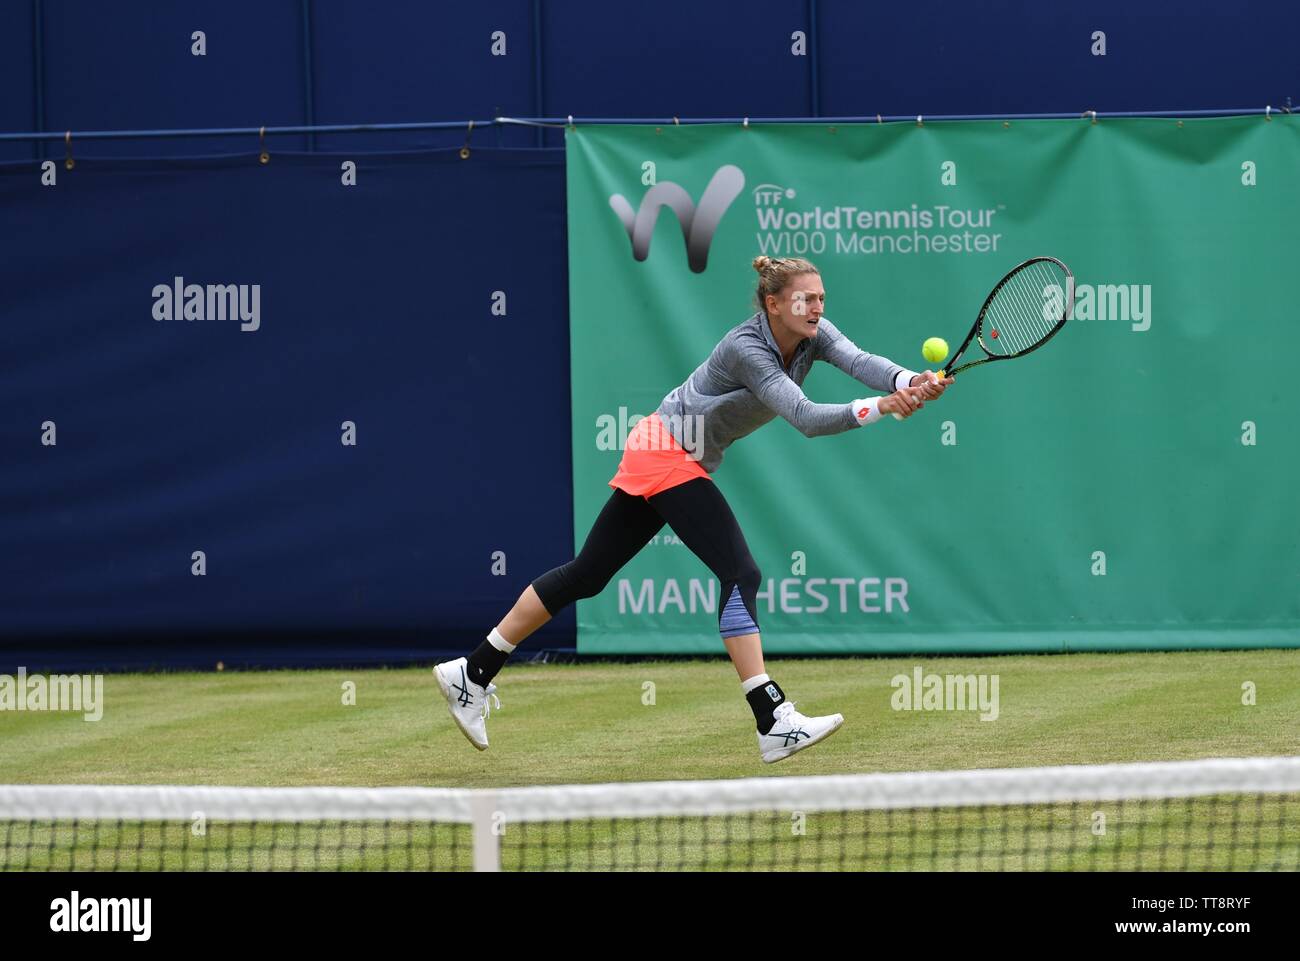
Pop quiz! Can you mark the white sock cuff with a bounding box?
[740,673,771,695]
[487,627,517,654]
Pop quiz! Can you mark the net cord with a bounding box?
[2,756,1297,824]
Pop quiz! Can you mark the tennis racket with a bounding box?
[891,256,1074,419]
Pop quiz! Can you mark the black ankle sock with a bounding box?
[745,679,786,734]
[465,639,510,688]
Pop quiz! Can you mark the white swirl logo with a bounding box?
[609,164,745,273]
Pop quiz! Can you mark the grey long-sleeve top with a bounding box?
[654,310,917,473]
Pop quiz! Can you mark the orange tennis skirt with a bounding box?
[609,412,711,498]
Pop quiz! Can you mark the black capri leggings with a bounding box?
[532,478,762,638]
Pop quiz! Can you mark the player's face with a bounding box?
[768,273,825,341]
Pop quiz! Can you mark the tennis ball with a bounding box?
[922,337,948,364]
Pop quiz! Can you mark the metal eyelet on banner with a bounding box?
[916,115,924,126]
[460,119,474,159]
[64,131,75,170]
[259,126,269,164]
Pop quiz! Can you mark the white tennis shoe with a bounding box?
[758,701,844,763]
[434,657,501,751]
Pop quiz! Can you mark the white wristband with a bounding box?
[852,397,884,426]
[894,368,921,391]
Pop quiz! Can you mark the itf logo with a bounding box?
[609,164,745,273]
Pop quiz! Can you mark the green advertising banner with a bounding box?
[564,117,1300,654]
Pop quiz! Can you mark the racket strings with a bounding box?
[980,260,1070,356]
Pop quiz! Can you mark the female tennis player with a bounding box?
[436,256,953,763]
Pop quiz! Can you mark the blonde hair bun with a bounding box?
[752,255,819,310]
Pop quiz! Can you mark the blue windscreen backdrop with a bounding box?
[3,1,1297,163]
[0,148,572,668]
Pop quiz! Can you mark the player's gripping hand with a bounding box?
[878,384,930,419]
[909,371,955,400]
